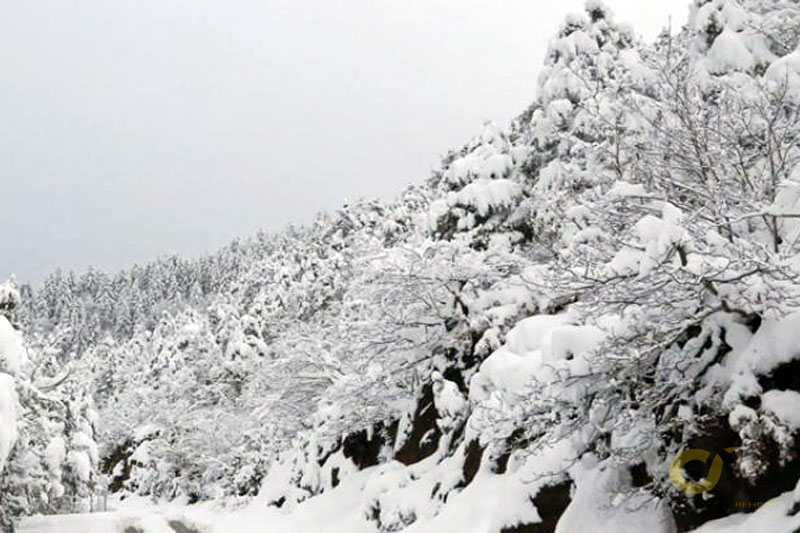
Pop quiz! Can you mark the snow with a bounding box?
[724,311,800,378]
[133,423,161,442]
[400,437,578,533]
[690,0,774,79]
[607,248,643,276]
[0,316,27,374]
[447,178,522,217]
[148,435,654,533]
[479,153,513,180]
[688,489,800,532]
[550,324,605,374]
[0,373,17,474]
[638,203,683,247]
[20,506,219,533]
[706,29,756,74]
[584,0,608,15]
[439,123,512,189]
[163,307,619,533]
[766,45,800,105]
[470,348,538,402]
[761,390,800,429]
[68,449,93,483]
[619,49,657,86]
[553,23,599,62]
[426,199,449,231]
[15,2,800,532]
[20,484,795,533]
[504,314,566,353]
[606,180,649,199]
[19,513,118,533]
[432,373,467,421]
[728,404,757,433]
[556,457,675,533]
[402,470,541,533]
[545,98,575,127]
[73,430,100,465]
[219,467,376,533]
[45,436,67,476]
[628,202,685,275]
[0,283,20,310]
[472,312,607,397]
[604,202,687,277]
[27,438,572,533]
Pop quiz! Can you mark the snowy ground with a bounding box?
[19,513,117,533]
[19,506,208,533]
[17,471,800,533]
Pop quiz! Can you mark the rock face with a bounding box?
[394,384,441,467]
[500,481,574,533]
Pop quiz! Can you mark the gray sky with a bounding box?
[0,0,688,283]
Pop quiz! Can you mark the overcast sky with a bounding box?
[0,0,688,283]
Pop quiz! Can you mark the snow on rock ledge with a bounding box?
[556,456,676,533]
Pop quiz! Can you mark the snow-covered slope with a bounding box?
[8,0,800,531]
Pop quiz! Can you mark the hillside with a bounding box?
[4,0,800,531]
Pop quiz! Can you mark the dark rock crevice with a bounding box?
[394,384,442,466]
[500,480,573,533]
